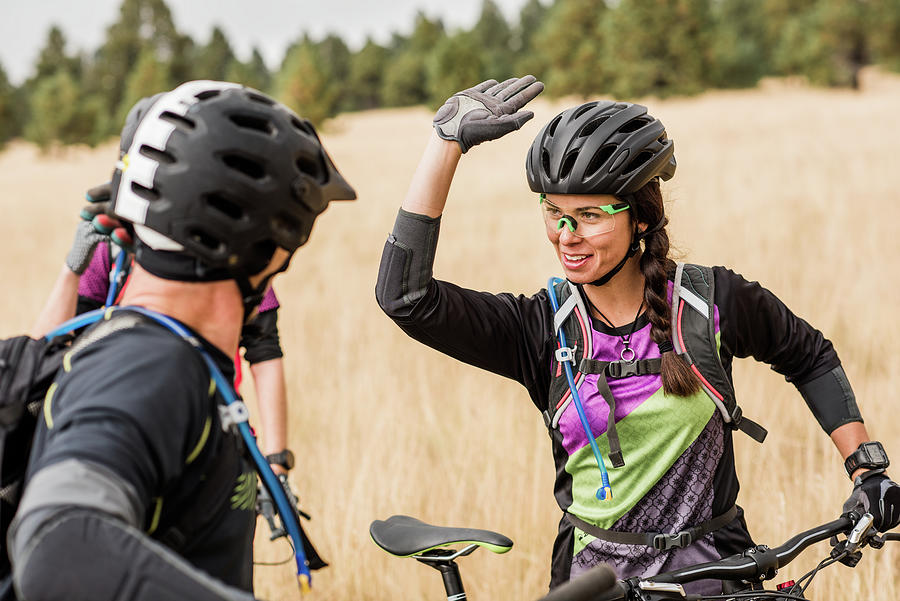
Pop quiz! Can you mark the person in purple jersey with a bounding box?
[375,77,900,594]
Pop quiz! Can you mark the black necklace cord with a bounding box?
[580,285,646,363]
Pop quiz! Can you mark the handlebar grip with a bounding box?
[535,565,619,601]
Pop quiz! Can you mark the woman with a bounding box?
[375,76,900,593]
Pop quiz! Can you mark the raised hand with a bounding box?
[65,182,134,275]
[432,75,545,153]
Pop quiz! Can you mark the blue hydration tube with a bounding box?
[125,307,313,593]
[547,277,613,501]
[44,305,313,593]
[105,250,127,307]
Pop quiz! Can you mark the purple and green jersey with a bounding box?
[559,309,724,593]
[377,214,856,592]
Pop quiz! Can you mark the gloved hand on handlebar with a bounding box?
[842,470,900,532]
[432,75,544,153]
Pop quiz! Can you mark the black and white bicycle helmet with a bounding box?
[525,101,675,196]
[111,80,356,281]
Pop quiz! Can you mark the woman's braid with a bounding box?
[629,182,700,396]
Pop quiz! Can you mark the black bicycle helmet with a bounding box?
[111,80,356,282]
[526,100,676,196]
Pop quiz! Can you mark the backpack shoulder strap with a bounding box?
[545,279,592,429]
[671,263,767,443]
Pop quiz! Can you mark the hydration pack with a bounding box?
[0,333,75,577]
[1,307,324,592]
[544,263,767,462]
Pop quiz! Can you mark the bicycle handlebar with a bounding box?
[538,565,617,601]
[649,516,850,585]
[534,514,896,601]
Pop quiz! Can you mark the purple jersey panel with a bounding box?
[258,287,280,313]
[77,241,112,303]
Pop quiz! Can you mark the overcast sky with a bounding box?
[0,0,535,85]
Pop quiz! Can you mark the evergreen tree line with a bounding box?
[1,0,899,149]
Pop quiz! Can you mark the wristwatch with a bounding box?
[844,441,889,478]
[265,449,295,470]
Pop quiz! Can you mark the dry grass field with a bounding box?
[1,69,898,600]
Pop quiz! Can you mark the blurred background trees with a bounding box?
[2,0,899,149]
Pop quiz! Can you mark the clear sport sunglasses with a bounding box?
[539,193,630,238]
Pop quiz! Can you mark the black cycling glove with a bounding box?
[65,182,135,275]
[432,75,544,152]
[842,470,900,532]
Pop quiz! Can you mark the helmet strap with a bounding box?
[235,254,293,322]
[586,238,640,287]
[585,216,666,287]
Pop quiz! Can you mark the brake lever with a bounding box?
[829,512,874,567]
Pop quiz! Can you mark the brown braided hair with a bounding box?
[624,180,700,397]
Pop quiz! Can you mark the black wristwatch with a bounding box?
[844,441,889,478]
[265,449,295,470]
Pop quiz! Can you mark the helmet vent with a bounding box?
[130,181,159,201]
[546,115,562,138]
[585,145,617,179]
[290,117,315,137]
[559,151,578,180]
[579,116,608,138]
[195,90,221,101]
[572,102,599,121]
[540,149,551,179]
[189,228,225,252]
[229,113,274,135]
[247,91,276,106]
[619,118,649,134]
[623,150,653,174]
[159,111,196,131]
[296,155,326,184]
[139,144,175,164]
[223,154,266,180]
[206,193,244,221]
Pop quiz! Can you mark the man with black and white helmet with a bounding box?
[8,80,355,601]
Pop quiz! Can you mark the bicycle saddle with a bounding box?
[369,515,513,557]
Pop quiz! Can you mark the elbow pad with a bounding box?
[11,508,255,601]
[796,365,862,434]
[375,209,441,317]
[240,309,283,364]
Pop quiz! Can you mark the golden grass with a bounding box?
[1,68,898,600]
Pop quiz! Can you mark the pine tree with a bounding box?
[118,47,171,125]
[512,0,550,79]
[603,0,715,99]
[868,0,900,72]
[471,0,513,80]
[708,0,770,88]
[426,31,485,107]
[225,48,271,92]
[275,37,335,126]
[0,63,19,147]
[90,0,189,127]
[381,12,445,106]
[195,26,235,81]
[531,0,607,98]
[346,39,388,111]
